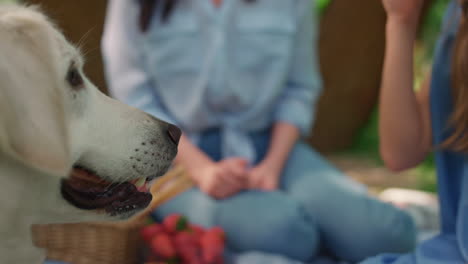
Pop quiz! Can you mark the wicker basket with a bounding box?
[32,166,193,264]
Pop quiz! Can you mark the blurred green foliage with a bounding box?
[316,0,331,15]
[419,0,453,59]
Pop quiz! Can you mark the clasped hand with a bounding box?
[195,157,281,199]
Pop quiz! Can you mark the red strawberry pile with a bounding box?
[141,214,226,264]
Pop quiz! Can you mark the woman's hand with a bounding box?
[194,158,249,199]
[248,159,281,191]
[382,0,424,28]
[175,134,249,199]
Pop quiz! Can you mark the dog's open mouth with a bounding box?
[61,166,153,216]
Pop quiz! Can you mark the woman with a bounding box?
[361,0,468,263]
[102,0,416,262]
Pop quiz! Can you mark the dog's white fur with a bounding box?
[0,5,177,263]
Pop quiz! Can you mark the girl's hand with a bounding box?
[382,0,424,27]
[194,158,248,199]
[248,159,281,191]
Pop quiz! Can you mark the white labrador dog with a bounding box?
[0,4,180,264]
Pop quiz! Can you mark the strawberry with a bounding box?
[208,226,225,241]
[189,224,205,236]
[174,230,198,247]
[174,231,199,262]
[200,228,225,263]
[189,224,205,247]
[151,233,177,259]
[178,246,200,264]
[165,257,180,264]
[141,224,165,244]
[163,214,188,233]
[185,257,203,264]
[214,255,224,264]
[145,253,158,263]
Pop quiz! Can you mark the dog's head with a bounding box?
[0,5,180,219]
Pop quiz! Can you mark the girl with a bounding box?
[102,0,416,262]
[361,0,468,263]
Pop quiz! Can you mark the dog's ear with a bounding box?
[0,6,70,176]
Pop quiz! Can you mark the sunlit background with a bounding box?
[0,0,453,193]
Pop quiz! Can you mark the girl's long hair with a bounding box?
[139,0,256,32]
[443,0,468,151]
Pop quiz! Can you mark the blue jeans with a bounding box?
[153,130,417,262]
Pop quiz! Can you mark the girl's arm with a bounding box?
[379,0,432,171]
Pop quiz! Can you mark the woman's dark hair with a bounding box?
[139,0,256,32]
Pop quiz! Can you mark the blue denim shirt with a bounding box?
[102,0,322,162]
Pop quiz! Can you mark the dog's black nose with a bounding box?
[167,124,181,145]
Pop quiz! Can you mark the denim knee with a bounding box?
[334,203,416,262]
[217,192,320,262]
[369,208,417,255]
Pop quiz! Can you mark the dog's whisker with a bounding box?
[81,46,100,59]
[76,27,95,52]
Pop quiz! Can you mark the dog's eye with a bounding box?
[66,67,84,88]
